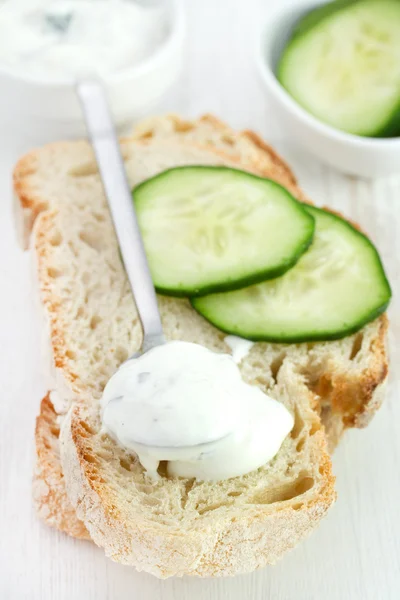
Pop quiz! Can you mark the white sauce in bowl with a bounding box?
[0,0,168,79]
[101,341,294,481]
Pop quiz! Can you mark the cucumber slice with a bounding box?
[278,0,400,137]
[192,206,391,343]
[134,167,315,296]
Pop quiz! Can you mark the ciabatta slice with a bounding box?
[14,120,387,572]
[16,138,334,576]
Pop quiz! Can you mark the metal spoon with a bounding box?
[77,82,230,459]
[76,79,165,357]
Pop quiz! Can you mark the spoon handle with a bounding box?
[77,79,165,353]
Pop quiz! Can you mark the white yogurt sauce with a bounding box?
[101,341,294,481]
[0,0,168,79]
[225,335,254,364]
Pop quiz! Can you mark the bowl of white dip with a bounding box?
[0,0,185,141]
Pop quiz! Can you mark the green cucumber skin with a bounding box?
[155,229,313,298]
[191,296,389,344]
[192,205,392,344]
[277,0,400,138]
[133,166,315,298]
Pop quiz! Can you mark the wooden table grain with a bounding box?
[1,1,399,598]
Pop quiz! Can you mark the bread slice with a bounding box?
[14,121,387,575]
[34,394,90,540]
[26,116,387,544]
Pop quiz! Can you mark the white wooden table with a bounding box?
[1,1,400,598]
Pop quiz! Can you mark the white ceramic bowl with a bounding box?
[0,0,185,144]
[255,0,400,178]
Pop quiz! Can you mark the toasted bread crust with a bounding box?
[34,394,89,540]
[314,314,389,428]
[200,114,301,194]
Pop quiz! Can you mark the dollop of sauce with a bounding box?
[0,0,168,79]
[101,341,294,481]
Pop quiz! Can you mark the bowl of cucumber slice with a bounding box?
[256,0,400,178]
